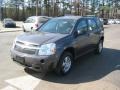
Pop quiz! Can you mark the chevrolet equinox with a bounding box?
[11,16,104,75]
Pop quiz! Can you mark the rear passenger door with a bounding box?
[87,18,100,48]
[74,18,90,57]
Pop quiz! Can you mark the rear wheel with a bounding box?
[95,40,103,54]
[23,29,26,32]
[55,52,73,75]
[23,27,26,32]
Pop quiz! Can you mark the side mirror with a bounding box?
[89,27,92,31]
[77,30,82,35]
[23,21,26,23]
[77,30,86,35]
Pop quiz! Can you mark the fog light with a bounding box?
[40,59,45,64]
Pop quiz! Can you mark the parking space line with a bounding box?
[1,85,17,90]
[5,75,41,90]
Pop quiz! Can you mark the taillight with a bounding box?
[35,24,38,27]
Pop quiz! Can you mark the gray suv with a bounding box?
[11,16,104,75]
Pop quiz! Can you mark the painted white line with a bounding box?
[1,85,17,90]
[5,75,41,90]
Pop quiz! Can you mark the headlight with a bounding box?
[38,43,56,56]
[12,38,17,48]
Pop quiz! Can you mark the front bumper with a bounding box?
[11,49,59,73]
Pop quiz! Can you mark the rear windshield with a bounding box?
[25,17,36,23]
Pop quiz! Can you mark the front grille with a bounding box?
[14,45,36,54]
[14,41,39,55]
[16,41,39,47]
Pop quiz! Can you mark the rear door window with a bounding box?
[88,19,97,31]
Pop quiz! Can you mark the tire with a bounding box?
[23,26,26,32]
[55,52,73,75]
[12,58,15,61]
[3,25,6,28]
[23,28,26,32]
[95,40,103,54]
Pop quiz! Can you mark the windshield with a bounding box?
[39,19,76,34]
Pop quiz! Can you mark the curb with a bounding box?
[0,30,23,33]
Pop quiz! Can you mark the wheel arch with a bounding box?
[61,47,75,60]
[100,36,104,41]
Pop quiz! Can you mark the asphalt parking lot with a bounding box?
[0,24,120,90]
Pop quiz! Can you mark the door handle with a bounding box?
[88,33,93,36]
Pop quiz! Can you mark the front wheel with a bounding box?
[95,40,103,54]
[23,27,26,32]
[55,52,73,75]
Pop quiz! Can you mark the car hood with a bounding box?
[16,32,68,45]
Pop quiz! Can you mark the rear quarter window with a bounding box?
[95,18,103,30]
[38,18,49,23]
